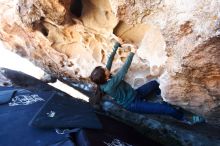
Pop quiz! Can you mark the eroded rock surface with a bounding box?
[0,0,220,125]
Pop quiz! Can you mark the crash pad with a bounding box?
[30,92,102,129]
[0,87,74,146]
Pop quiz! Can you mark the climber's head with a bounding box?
[90,66,110,84]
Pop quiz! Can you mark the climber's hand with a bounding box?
[110,34,124,44]
[131,45,138,53]
[117,37,124,45]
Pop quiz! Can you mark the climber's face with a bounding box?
[104,68,110,80]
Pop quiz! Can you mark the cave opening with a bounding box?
[32,17,49,37]
[70,0,83,17]
[40,25,49,37]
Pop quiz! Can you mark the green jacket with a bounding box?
[100,43,136,107]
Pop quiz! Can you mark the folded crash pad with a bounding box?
[0,87,74,146]
[29,92,102,129]
[0,86,17,104]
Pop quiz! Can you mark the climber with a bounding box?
[89,41,205,125]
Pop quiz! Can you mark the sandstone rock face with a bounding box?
[0,0,220,125]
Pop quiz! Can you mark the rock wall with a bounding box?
[0,0,220,125]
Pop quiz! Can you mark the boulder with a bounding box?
[0,0,220,125]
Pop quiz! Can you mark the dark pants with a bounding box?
[126,81,184,120]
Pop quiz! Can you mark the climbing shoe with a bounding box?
[191,115,206,124]
[181,115,206,125]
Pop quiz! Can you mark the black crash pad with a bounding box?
[0,86,17,104]
[0,87,73,146]
[70,113,162,146]
[29,92,102,129]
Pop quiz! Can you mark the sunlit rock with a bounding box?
[110,0,220,123]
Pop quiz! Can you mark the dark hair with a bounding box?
[89,66,107,106]
[90,66,107,84]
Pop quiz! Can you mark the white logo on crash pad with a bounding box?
[9,94,44,106]
[104,139,132,146]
